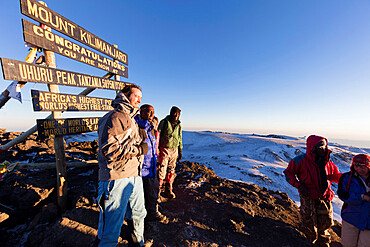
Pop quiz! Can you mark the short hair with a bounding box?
[140,104,153,111]
[170,106,181,115]
[121,84,141,98]
[153,116,158,121]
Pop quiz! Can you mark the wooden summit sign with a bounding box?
[20,0,128,65]
[31,90,114,112]
[37,117,99,140]
[1,58,128,90]
[22,19,128,77]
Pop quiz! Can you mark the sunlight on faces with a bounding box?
[128,88,142,108]
[172,112,180,121]
[140,106,154,121]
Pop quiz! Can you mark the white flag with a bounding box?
[7,81,22,103]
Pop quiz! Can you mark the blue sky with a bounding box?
[1,0,370,147]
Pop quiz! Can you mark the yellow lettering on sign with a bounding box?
[27,0,38,18]
[56,71,62,84]
[104,43,111,55]
[72,43,80,53]
[68,23,75,36]
[33,25,44,37]
[67,73,76,84]
[80,47,87,56]
[55,35,64,46]
[51,94,57,102]
[95,39,102,51]
[81,57,95,66]
[65,40,72,49]
[31,66,40,80]
[61,71,67,84]
[45,30,54,42]
[80,30,87,43]
[44,92,51,102]
[44,120,55,129]
[19,64,27,80]
[26,65,34,80]
[38,7,49,23]
[60,19,68,34]
[49,12,59,29]
[57,46,64,53]
[40,67,47,82]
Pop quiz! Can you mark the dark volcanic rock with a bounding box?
[0,130,97,163]
[0,130,341,246]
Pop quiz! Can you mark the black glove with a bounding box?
[138,142,148,155]
[177,147,182,162]
[299,183,310,197]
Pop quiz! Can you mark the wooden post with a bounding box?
[39,1,67,212]
[113,44,121,94]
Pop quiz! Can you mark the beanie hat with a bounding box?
[346,153,370,191]
[352,153,370,168]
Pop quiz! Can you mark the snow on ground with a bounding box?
[181,131,370,222]
[65,130,370,222]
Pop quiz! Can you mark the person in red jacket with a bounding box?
[284,135,342,247]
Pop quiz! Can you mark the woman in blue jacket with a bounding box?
[338,153,370,247]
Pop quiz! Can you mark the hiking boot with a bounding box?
[166,173,176,199]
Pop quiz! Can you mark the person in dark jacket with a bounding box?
[337,153,370,247]
[94,84,148,247]
[135,104,164,221]
[158,106,183,199]
[284,135,342,247]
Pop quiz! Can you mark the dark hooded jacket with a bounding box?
[97,91,143,181]
[284,135,342,200]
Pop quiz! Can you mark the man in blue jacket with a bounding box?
[135,104,164,221]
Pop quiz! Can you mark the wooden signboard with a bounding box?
[1,58,128,90]
[37,117,99,140]
[22,19,128,77]
[31,89,114,111]
[20,0,128,65]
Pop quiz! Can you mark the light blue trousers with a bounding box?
[97,176,146,247]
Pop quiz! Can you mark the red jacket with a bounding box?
[154,129,160,156]
[284,135,342,201]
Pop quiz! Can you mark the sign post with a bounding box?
[39,1,67,212]
[1,0,134,213]
[36,117,100,140]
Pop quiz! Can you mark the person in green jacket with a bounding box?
[158,106,183,199]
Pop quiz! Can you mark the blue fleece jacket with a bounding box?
[135,116,157,178]
[338,172,370,231]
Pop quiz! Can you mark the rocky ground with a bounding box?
[0,130,342,246]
